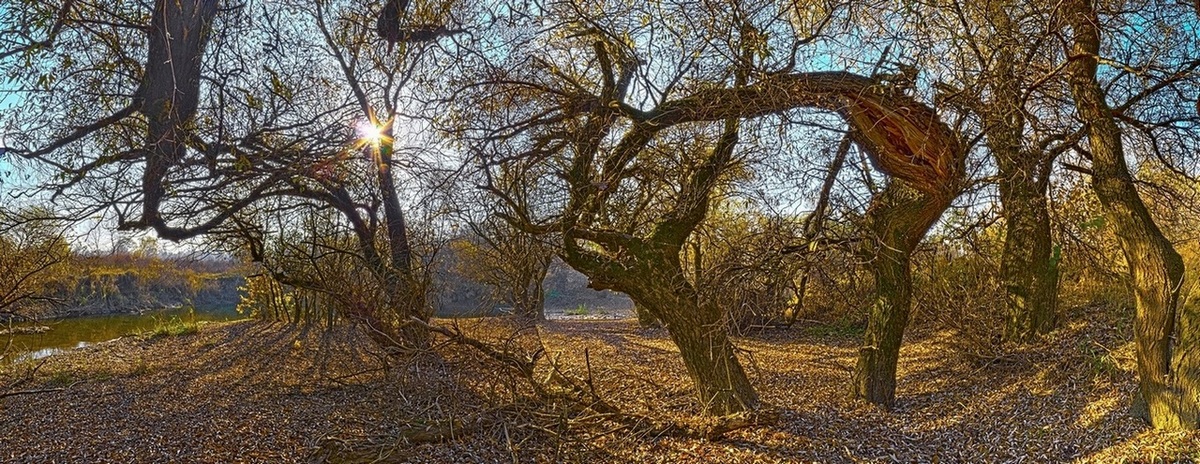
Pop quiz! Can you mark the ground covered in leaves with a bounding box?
[1,309,1196,463]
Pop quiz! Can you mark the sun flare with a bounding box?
[356,119,387,145]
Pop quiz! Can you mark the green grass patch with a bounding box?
[803,318,866,339]
[564,304,590,316]
[147,309,200,338]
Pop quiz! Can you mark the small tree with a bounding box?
[453,217,553,320]
[0,208,70,320]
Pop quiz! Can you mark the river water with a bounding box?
[1,306,245,364]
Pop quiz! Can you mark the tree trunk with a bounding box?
[662,304,758,415]
[564,246,757,416]
[139,0,219,230]
[377,127,414,274]
[629,264,758,415]
[985,1,1058,341]
[852,181,953,408]
[1062,0,1199,430]
[517,259,549,321]
[375,128,429,348]
[997,163,1058,340]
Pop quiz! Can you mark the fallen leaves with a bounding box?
[0,314,1195,463]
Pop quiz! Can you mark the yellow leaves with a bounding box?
[233,153,251,172]
[270,73,292,101]
[244,90,262,111]
[788,0,833,36]
[264,66,294,102]
[448,236,480,255]
[35,73,55,91]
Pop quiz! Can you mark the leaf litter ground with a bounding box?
[0,312,1195,463]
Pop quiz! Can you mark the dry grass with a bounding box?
[0,309,1196,463]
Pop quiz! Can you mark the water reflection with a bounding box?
[2,306,244,364]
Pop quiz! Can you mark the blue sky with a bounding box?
[1,82,25,193]
[0,0,10,154]
[2,0,24,184]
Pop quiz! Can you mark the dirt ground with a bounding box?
[0,313,1196,463]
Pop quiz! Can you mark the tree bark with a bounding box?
[377,125,413,274]
[564,243,758,416]
[997,167,1058,340]
[601,251,758,415]
[985,0,1059,341]
[1062,0,1199,430]
[138,0,219,231]
[852,181,953,408]
[661,302,758,415]
[515,258,549,321]
[374,126,428,348]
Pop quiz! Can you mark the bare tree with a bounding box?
[451,0,969,411]
[454,214,553,320]
[2,0,472,349]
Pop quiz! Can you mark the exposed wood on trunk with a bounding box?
[840,82,966,409]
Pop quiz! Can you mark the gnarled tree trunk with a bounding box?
[138,0,219,236]
[852,181,954,407]
[567,247,758,415]
[837,85,966,409]
[1062,0,1199,430]
[985,0,1058,341]
[997,162,1058,340]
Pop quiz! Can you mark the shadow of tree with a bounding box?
[1,314,1193,462]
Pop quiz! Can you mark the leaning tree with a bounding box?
[1060,0,1200,430]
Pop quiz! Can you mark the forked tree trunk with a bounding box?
[624,258,758,415]
[1062,0,1199,430]
[563,244,758,416]
[985,1,1058,341]
[852,181,953,408]
[515,260,549,321]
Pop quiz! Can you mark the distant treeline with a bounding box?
[21,250,244,319]
[434,256,632,317]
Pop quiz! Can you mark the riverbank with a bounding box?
[1,317,1196,462]
[44,272,243,320]
[0,306,244,364]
